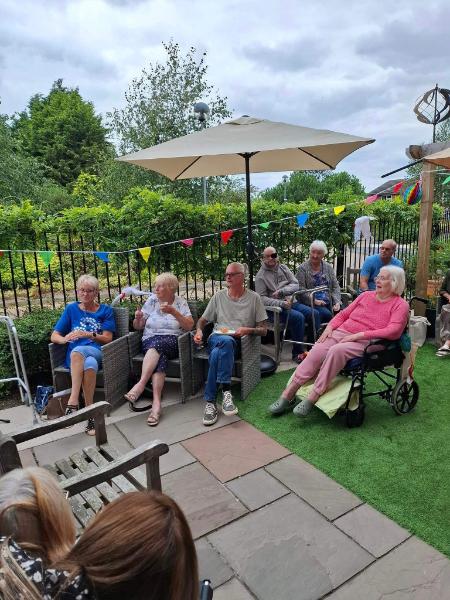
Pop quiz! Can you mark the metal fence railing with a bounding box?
[1,219,448,317]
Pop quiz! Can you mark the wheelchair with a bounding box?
[338,338,418,428]
[329,297,427,428]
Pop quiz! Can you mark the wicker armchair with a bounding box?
[127,301,199,404]
[191,322,261,401]
[49,307,130,410]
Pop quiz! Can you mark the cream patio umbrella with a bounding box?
[423,146,450,169]
[117,116,374,286]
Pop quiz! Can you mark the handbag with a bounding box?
[46,390,71,420]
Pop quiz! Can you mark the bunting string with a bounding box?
[0,193,425,259]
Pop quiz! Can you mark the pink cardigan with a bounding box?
[329,292,409,340]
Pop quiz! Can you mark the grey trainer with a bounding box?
[222,391,238,416]
[203,402,218,426]
[268,395,297,415]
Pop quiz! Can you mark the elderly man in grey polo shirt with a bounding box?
[194,262,268,426]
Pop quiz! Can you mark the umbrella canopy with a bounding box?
[423,146,450,169]
[118,116,375,285]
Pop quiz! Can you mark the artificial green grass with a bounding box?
[236,343,450,558]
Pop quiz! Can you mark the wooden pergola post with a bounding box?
[414,162,436,313]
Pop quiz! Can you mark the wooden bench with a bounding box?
[0,402,169,531]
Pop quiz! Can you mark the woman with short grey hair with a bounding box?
[293,240,342,357]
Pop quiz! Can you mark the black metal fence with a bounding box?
[1,219,448,317]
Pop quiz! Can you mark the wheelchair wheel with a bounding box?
[391,380,418,415]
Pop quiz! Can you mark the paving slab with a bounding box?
[326,536,450,600]
[32,424,132,466]
[334,503,411,558]
[159,442,196,475]
[266,454,362,520]
[162,462,247,539]
[208,493,373,600]
[226,468,289,511]
[116,398,239,447]
[195,537,233,589]
[182,421,290,483]
[214,577,255,599]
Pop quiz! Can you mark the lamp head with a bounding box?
[194,102,210,123]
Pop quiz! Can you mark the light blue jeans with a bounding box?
[71,345,103,372]
[204,334,237,402]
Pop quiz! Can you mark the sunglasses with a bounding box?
[263,253,278,259]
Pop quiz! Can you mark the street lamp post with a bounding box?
[282,175,288,202]
[194,102,210,204]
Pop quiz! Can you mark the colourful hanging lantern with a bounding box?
[403,182,422,205]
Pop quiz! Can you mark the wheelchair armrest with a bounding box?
[363,338,400,355]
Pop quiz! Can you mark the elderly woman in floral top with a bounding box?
[124,273,194,426]
[294,240,342,339]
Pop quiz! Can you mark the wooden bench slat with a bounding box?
[44,463,93,529]
[70,451,120,504]
[83,447,137,494]
[55,458,103,513]
[101,443,146,490]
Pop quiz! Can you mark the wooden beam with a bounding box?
[414,163,436,314]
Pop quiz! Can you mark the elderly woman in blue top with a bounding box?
[124,273,194,426]
[51,274,115,436]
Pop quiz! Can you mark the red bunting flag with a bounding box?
[220,230,233,245]
[392,181,403,194]
[0,251,3,259]
[181,238,194,247]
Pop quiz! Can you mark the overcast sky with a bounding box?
[1,0,449,193]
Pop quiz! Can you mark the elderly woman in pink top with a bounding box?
[269,265,409,416]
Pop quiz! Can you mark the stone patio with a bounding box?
[2,371,450,599]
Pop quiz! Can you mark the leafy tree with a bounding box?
[12,80,112,187]
[261,171,365,204]
[107,40,232,202]
[0,112,46,202]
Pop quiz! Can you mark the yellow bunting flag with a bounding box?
[38,251,54,267]
[139,247,151,262]
[333,205,345,216]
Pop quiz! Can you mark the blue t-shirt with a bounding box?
[360,254,403,290]
[54,302,116,367]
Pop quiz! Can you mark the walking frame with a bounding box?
[0,316,37,424]
[281,285,329,353]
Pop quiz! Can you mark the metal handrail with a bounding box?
[0,316,37,425]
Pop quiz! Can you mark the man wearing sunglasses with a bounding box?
[194,262,267,426]
[255,247,305,362]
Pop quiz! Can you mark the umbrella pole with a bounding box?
[242,152,256,289]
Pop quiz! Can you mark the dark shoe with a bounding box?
[85,418,95,436]
[293,352,309,364]
[64,404,79,416]
[222,391,238,416]
[203,402,218,426]
[268,395,297,415]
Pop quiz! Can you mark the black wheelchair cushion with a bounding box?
[345,357,363,370]
[260,354,277,377]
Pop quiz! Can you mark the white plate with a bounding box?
[213,328,236,335]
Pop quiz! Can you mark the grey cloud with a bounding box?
[242,38,327,73]
[356,8,450,70]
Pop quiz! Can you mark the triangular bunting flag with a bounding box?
[333,205,345,216]
[181,238,194,247]
[0,251,3,259]
[259,222,270,229]
[443,175,450,185]
[220,230,233,245]
[94,251,109,263]
[364,194,378,205]
[296,213,309,227]
[392,181,403,194]
[38,251,54,267]
[139,247,151,262]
